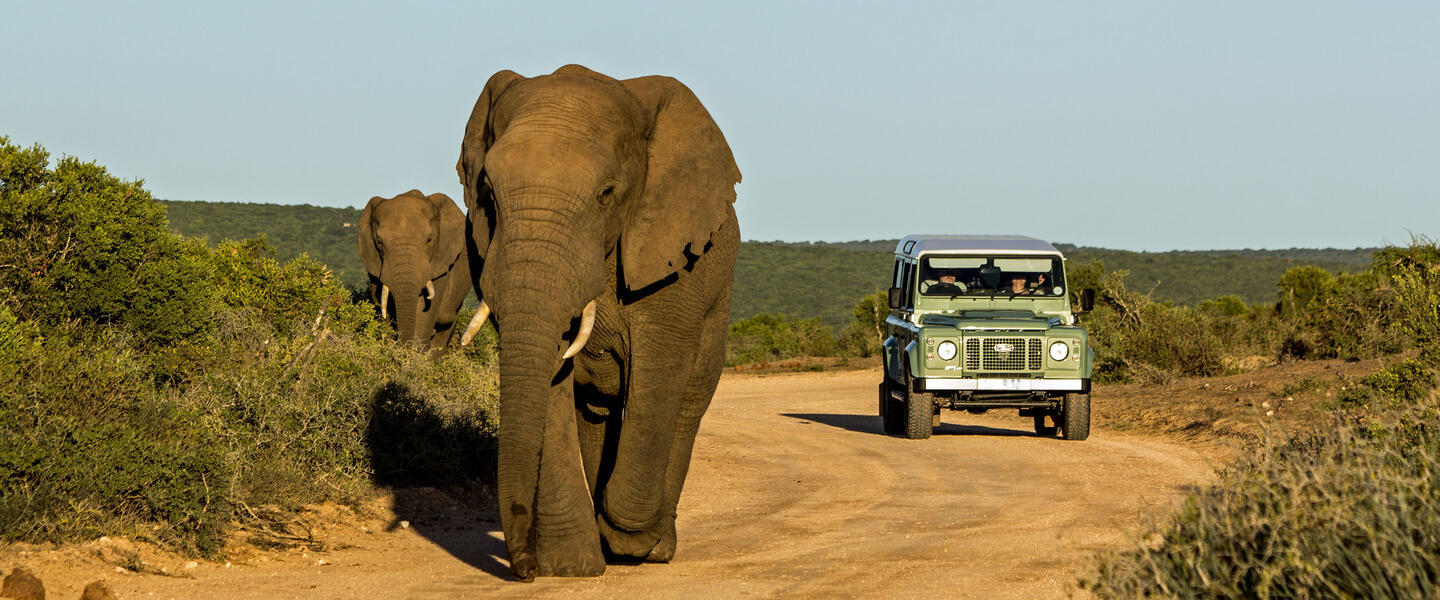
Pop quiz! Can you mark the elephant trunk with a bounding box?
[491,276,594,577]
[380,246,430,346]
[484,224,606,575]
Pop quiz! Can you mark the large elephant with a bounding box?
[455,65,740,581]
[358,190,471,352]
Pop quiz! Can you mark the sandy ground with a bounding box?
[4,368,1219,599]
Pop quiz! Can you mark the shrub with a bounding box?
[178,322,499,510]
[210,237,366,338]
[1077,266,1255,383]
[1276,260,1409,361]
[0,138,501,557]
[836,290,886,358]
[1082,404,1440,598]
[1197,294,1249,318]
[1388,236,1440,365]
[726,313,837,365]
[1277,265,1336,317]
[1336,359,1436,409]
[0,326,231,555]
[0,136,217,347]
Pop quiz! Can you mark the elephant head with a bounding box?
[358,190,468,346]
[456,65,739,579]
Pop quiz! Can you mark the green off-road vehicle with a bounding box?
[879,235,1095,440]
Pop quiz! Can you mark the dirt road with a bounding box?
[18,368,1217,599]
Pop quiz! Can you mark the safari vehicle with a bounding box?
[878,235,1095,440]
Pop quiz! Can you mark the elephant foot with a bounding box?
[596,514,664,559]
[509,552,538,582]
[645,517,677,563]
[535,532,607,578]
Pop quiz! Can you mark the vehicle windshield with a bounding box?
[919,255,1067,298]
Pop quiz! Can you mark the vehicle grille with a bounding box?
[964,337,1043,371]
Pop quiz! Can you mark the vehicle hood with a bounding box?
[919,310,1059,331]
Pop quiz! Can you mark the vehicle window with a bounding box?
[919,255,1066,297]
[901,261,916,309]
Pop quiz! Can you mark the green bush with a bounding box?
[0,138,500,557]
[1277,265,1337,316]
[178,321,499,511]
[1336,359,1436,409]
[836,290,886,358]
[1388,237,1440,365]
[1083,405,1440,598]
[1075,265,1262,383]
[1271,240,1440,361]
[210,237,371,338]
[726,313,837,365]
[0,326,231,555]
[0,137,216,347]
[1197,294,1249,317]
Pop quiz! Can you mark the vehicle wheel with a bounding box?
[1061,393,1090,441]
[1033,414,1057,437]
[904,375,933,440]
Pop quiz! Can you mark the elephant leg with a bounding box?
[597,324,701,557]
[429,319,456,355]
[427,277,466,354]
[532,370,606,577]
[644,297,729,562]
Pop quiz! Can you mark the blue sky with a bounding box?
[4,1,1436,250]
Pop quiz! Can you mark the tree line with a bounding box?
[162,200,1376,330]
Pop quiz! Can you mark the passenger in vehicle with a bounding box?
[1009,273,1046,295]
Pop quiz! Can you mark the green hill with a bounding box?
[163,200,368,290]
[161,201,1379,330]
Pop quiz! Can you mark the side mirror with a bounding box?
[887,287,904,310]
[1078,288,1096,312]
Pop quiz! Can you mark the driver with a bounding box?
[928,269,965,294]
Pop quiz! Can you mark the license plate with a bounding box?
[983,379,1027,391]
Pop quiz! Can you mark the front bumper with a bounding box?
[919,378,1088,392]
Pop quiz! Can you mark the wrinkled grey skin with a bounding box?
[358,190,471,352]
[457,65,740,581]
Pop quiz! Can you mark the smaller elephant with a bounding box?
[358,190,471,351]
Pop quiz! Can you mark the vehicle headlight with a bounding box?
[1049,341,1070,361]
[937,340,957,361]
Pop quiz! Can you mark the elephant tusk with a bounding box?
[460,300,491,346]
[425,279,436,300]
[562,300,598,360]
[380,285,391,319]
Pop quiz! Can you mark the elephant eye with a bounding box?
[597,185,616,205]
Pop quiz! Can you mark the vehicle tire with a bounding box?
[904,375,933,440]
[1033,414,1057,437]
[1061,393,1090,441]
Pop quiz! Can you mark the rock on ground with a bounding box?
[1,566,46,600]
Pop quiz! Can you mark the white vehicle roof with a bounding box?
[895,235,1064,258]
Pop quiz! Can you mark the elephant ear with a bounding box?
[426,192,467,280]
[619,75,741,292]
[357,195,385,277]
[457,69,524,260]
